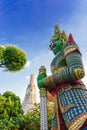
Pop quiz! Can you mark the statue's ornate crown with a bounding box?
[53,24,68,41]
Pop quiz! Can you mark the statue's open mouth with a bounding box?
[50,43,56,50]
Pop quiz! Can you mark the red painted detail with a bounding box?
[67,33,76,44]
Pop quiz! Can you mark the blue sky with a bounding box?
[0,0,87,102]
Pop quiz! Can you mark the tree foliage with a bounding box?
[0,92,54,129]
[0,118,19,130]
[0,91,23,119]
[0,95,9,118]
[0,45,27,72]
[0,46,5,60]
[3,91,24,117]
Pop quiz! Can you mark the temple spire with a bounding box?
[30,73,35,85]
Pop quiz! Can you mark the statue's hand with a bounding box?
[37,77,46,89]
[37,66,47,89]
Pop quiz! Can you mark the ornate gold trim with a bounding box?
[64,46,78,56]
[68,112,87,130]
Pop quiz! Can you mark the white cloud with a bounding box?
[25,60,30,68]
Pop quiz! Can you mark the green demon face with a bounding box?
[50,36,66,55]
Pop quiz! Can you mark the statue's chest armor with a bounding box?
[51,51,67,73]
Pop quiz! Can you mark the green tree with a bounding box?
[0,91,24,130]
[0,46,5,60]
[0,95,9,118]
[0,94,54,129]
[0,45,27,72]
[0,118,19,130]
[2,91,24,118]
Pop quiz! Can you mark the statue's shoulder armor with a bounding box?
[63,43,81,56]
